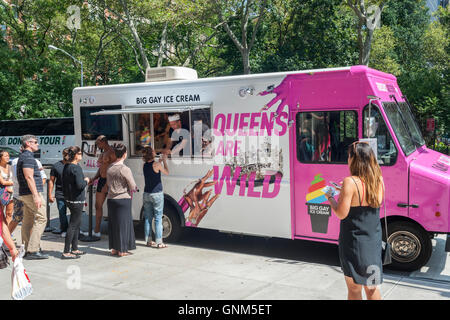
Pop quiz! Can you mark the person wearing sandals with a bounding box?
[107,143,137,257]
[61,146,90,259]
[142,146,169,249]
[325,141,384,300]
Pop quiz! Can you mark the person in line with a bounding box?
[61,146,90,259]
[142,146,169,248]
[326,141,384,300]
[9,147,47,237]
[0,150,14,227]
[89,135,117,238]
[48,148,69,237]
[17,135,48,260]
[106,143,136,257]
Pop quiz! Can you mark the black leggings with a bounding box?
[64,203,84,253]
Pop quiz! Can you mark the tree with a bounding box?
[212,0,269,74]
[346,0,387,65]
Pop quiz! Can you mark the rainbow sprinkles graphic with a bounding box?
[306,174,336,234]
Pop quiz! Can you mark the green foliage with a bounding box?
[0,0,448,140]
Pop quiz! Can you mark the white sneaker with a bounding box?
[61,232,66,238]
[92,231,101,237]
[79,231,89,236]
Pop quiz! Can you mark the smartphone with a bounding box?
[330,181,342,190]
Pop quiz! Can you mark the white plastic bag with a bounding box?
[11,245,33,300]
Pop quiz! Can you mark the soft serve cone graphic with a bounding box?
[306,174,331,234]
[306,174,327,204]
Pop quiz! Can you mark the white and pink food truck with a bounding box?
[73,65,450,271]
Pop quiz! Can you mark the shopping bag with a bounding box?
[11,246,33,300]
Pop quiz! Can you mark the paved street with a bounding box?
[0,172,449,301]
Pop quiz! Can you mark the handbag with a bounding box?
[0,245,10,269]
[0,185,12,206]
[381,182,392,265]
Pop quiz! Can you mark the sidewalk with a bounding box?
[0,217,449,300]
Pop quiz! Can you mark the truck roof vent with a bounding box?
[145,66,198,82]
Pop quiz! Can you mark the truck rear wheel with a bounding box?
[385,221,432,272]
[161,205,182,243]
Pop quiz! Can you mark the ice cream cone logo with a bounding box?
[306,174,328,204]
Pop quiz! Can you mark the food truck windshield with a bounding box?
[382,101,426,156]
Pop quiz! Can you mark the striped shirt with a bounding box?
[17,150,44,196]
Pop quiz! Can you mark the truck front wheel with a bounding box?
[385,221,432,272]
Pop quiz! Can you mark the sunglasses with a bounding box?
[350,141,369,154]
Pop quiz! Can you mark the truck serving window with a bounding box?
[363,105,398,166]
[81,105,123,141]
[129,108,212,158]
[296,111,357,164]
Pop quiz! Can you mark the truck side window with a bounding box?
[363,105,398,166]
[191,109,213,158]
[296,111,357,164]
[132,113,151,156]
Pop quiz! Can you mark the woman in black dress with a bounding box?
[106,143,137,257]
[61,146,90,259]
[326,141,384,300]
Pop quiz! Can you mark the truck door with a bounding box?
[362,103,408,219]
[291,110,358,241]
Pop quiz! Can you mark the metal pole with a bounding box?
[44,180,53,232]
[79,185,100,242]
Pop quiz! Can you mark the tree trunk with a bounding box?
[118,0,150,71]
[242,49,251,74]
[362,28,374,66]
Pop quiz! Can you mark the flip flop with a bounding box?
[146,241,157,248]
[118,252,133,257]
[156,243,168,249]
[61,253,80,260]
[71,250,86,256]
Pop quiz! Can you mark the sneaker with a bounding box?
[61,232,66,238]
[92,231,101,238]
[24,251,49,260]
[79,231,89,237]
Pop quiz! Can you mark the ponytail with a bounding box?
[64,146,81,162]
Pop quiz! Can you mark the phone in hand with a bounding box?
[330,181,342,190]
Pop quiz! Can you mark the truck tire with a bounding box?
[161,205,183,243]
[385,221,432,271]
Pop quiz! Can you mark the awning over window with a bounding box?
[90,104,210,116]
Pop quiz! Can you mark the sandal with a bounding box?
[118,251,133,257]
[156,243,168,249]
[61,253,80,260]
[71,250,86,256]
[111,249,118,256]
[146,241,157,248]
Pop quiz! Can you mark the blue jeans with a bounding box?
[143,192,164,244]
[57,198,68,233]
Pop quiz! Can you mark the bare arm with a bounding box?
[327,177,354,220]
[158,154,169,175]
[48,176,56,202]
[23,167,41,208]
[2,220,18,261]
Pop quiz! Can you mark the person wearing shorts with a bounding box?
[89,135,116,237]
